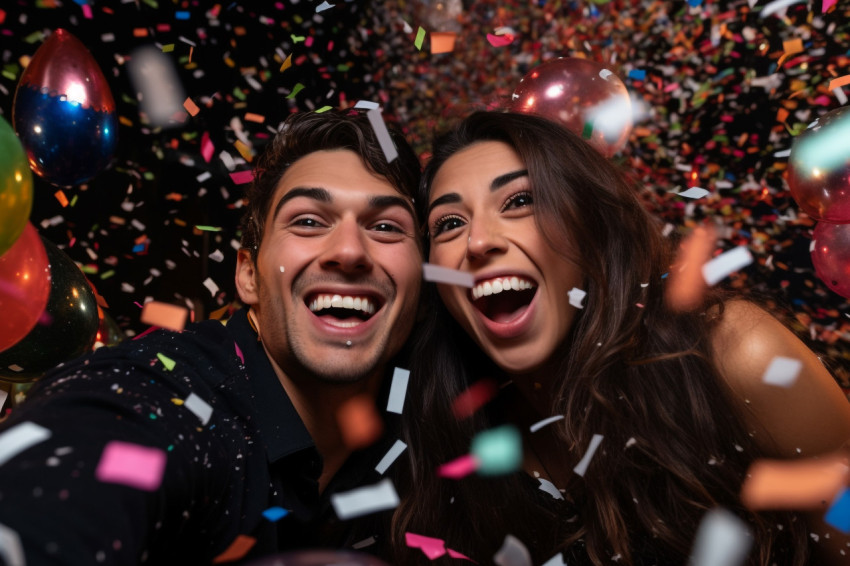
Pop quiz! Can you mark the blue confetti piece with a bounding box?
[470,425,522,476]
[175,11,190,20]
[132,243,145,253]
[628,69,646,81]
[824,488,850,534]
[687,0,703,6]
[262,506,289,522]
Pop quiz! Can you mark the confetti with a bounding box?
[666,225,716,312]
[486,33,513,48]
[452,379,498,419]
[567,287,586,309]
[405,532,447,560]
[183,97,200,117]
[0,523,24,566]
[541,553,567,566]
[366,108,399,163]
[229,170,254,185]
[537,477,564,500]
[386,367,410,414]
[331,478,400,520]
[702,247,753,286]
[493,534,532,566]
[262,506,289,522]
[689,508,752,566]
[184,392,213,425]
[741,456,849,510]
[95,440,167,491]
[156,353,176,371]
[438,454,479,479]
[140,301,189,331]
[0,421,51,467]
[573,433,603,477]
[423,263,474,287]
[761,356,803,387]
[431,31,457,53]
[414,27,426,50]
[213,535,256,564]
[824,488,850,533]
[674,187,711,199]
[337,395,383,450]
[470,425,522,476]
[375,439,407,475]
[529,414,564,433]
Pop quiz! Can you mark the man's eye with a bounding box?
[293,217,322,227]
[502,191,533,211]
[431,215,466,236]
[373,222,402,233]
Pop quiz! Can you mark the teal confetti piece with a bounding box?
[825,488,850,534]
[414,27,426,51]
[470,425,522,476]
[286,83,305,99]
[581,121,594,140]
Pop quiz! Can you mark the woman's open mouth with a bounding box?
[470,276,537,324]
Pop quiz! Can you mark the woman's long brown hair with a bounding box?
[388,111,809,565]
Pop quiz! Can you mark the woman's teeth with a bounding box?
[471,277,535,300]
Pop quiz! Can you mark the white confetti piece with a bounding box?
[375,439,407,475]
[209,249,224,262]
[773,149,791,158]
[0,421,51,467]
[568,287,586,309]
[759,0,805,18]
[126,45,186,128]
[761,356,802,387]
[598,68,613,80]
[184,392,213,425]
[196,171,212,182]
[422,263,474,287]
[675,187,710,199]
[537,477,564,500]
[279,266,285,273]
[352,536,377,549]
[701,247,753,286]
[386,367,410,414]
[331,478,399,520]
[541,553,567,566]
[316,1,334,12]
[493,534,532,566]
[203,277,220,296]
[354,100,380,110]
[573,434,604,477]
[834,87,849,105]
[529,415,564,433]
[689,508,752,566]
[0,390,7,410]
[366,108,398,163]
[0,523,25,566]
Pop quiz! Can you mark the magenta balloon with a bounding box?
[811,222,850,299]
[787,106,850,223]
[510,57,632,157]
[0,223,51,352]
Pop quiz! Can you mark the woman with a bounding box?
[389,112,850,565]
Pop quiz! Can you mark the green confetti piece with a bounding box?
[1,70,16,81]
[581,121,594,140]
[100,270,115,280]
[161,44,175,53]
[470,425,522,476]
[143,172,155,181]
[232,87,247,101]
[414,27,426,51]
[291,34,306,43]
[70,194,78,207]
[286,83,305,99]
[336,63,350,72]
[149,413,158,420]
[142,0,158,8]
[80,265,97,275]
[195,225,222,232]
[157,353,176,371]
[24,31,45,44]
[314,106,333,113]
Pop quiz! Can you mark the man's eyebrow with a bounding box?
[272,187,331,220]
[369,194,416,219]
[491,169,528,191]
[427,169,529,216]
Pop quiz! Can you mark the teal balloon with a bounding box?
[0,237,98,382]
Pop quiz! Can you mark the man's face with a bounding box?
[237,149,422,386]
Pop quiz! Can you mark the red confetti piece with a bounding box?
[486,33,514,47]
[452,379,498,419]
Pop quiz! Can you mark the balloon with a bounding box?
[0,237,99,382]
[811,221,850,300]
[787,106,850,223]
[0,223,50,353]
[510,58,632,157]
[12,28,117,187]
[243,550,391,566]
[94,309,125,350]
[0,115,33,256]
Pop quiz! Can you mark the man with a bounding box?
[0,111,423,565]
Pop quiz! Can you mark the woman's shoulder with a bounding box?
[708,299,850,458]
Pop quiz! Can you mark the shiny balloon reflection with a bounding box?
[787,106,850,223]
[510,58,632,157]
[12,28,117,187]
[811,221,850,300]
[0,237,99,382]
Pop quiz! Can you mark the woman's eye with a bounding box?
[431,215,466,236]
[503,191,533,211]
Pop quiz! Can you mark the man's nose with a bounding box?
[319,218,374,273]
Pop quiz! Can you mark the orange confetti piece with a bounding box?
[119,116,133,127]
[666,225,716,312]
[133,28,148,38]
[280,54,293,72]
[188,46,194,63]
[828,75,850,91]
[741,455,849,511]
[54,190,69,208]
[782,38,804,56]
[213,535,256,564]
[234,139,253,162]
[337,395,383,450]
[244,112,265,123]
[164,192,184,201]
[430,32,457,54]
[183,97,200,117]
[140,301,189,332]
[776,108,789,123]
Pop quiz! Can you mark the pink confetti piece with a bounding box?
[201,132,214,163]
[95,441,167,491]
[438,454,479,479]
[81,3,93,18]
[486,33,514,47]
[234,342,244,365]
[405,532,447,560]
[448,548,477,562]
[823,0,837,11]
[229,170,254,185]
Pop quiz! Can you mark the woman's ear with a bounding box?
[235,248,259,305]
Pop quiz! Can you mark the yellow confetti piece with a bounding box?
[161,44,175,53]
[414,27,426,50]
[100,270,115,280]
[157,353,176,371]
[171,398,185,406]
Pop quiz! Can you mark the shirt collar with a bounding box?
[226,308,315,462]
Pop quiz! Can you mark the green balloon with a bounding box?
[0,115,33,256]
[0,237,99,382]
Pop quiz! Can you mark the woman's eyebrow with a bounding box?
[490,169,528,191]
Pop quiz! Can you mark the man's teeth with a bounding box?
[308,294,376,315]
[472,277,535,300]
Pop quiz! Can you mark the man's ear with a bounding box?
[235,248,259,305]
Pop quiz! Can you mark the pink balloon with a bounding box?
[510,57,632,157]
[0,223,51,352]
[787,106,850,223]
[811,221,850,299]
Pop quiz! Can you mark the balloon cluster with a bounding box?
[0,28,117,383]
[787,106,850,299]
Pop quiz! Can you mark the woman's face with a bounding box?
[427,141,584,376]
